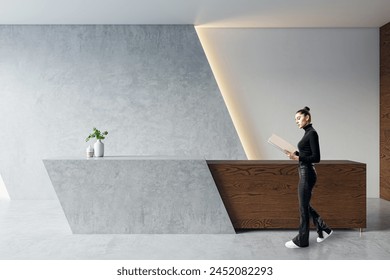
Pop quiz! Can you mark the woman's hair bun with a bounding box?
[296,106,311,117]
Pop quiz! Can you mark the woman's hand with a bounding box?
[285,151,299,161]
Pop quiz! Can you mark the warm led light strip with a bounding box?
[195,27,254,159]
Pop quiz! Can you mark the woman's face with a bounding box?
[295,113,309,129]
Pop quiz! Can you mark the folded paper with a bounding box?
[268,134,297,154]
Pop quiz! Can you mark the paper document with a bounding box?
[268,134,297,154]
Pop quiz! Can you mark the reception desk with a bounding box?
[207,160,366,229]
[44,158,366,234]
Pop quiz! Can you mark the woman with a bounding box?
[285,106,333,248]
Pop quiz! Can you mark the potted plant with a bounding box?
[86,127,108,157]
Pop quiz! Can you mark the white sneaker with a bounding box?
[285,240,301,249]
[317,230,333,243]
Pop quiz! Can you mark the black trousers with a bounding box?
[292,163,331,247]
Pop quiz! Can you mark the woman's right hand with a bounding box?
[285,151,299,161]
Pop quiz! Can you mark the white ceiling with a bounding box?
[0,0,389,28]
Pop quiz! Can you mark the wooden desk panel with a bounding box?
[207,160,366,229]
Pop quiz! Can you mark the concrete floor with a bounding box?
[0,198,389,260]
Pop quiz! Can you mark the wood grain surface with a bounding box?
[207,160,366,229]
[381,22,390,200]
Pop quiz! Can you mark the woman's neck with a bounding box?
[303,123,312,130]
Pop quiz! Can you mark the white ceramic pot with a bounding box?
[94,139,104,157]
[86,145,94,158]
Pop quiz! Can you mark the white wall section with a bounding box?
[197,27,379,197]
[0,174,10,200]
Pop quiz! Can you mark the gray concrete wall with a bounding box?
[0,25,246,199]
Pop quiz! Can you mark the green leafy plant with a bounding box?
[85,127,108,142]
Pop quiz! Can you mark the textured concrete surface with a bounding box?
[0,25,246,199]
[43,157,235,234]
[0,198,389,259]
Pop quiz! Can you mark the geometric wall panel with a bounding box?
[0,25,246,199]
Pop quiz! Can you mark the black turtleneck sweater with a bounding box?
[296,123,321,164]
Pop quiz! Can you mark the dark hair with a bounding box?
[296,106,311,122]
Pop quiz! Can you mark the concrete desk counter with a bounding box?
[43,156,235,234]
